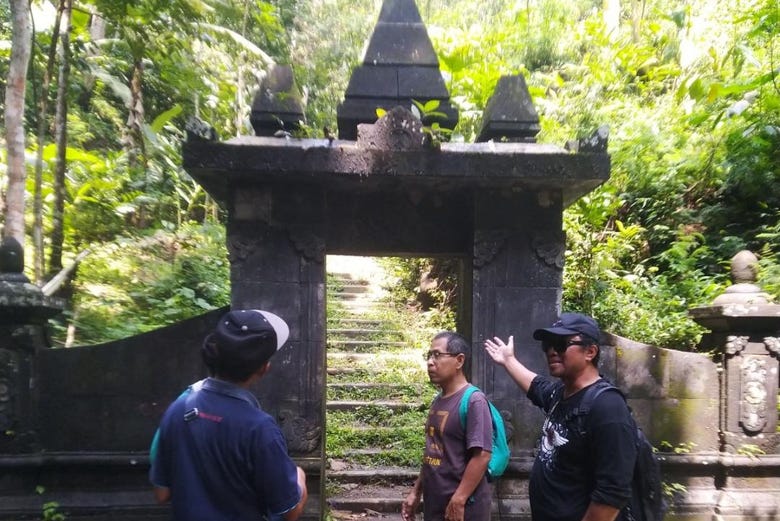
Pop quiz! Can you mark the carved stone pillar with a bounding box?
[0,238,62,453]
[690,250,779,454]
[689,250,780,520]
[225,185,327,520]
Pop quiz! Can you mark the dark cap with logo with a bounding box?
[202,309,290,379]
[532,312,601,343]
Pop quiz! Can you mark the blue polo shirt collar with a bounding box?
[201,377,261,409]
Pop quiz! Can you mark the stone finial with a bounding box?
[336,0,458,140]
[0,237,29,283]
[477,74,540,143]
[250,64,305,137]
[712,250,771,305]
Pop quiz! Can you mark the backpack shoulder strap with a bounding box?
[459,384,479,429]
[576,379,624,416]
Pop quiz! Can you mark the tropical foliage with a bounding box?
[1,0,777,349]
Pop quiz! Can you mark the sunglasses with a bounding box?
[423,350,460,361]
[541,339,588,354]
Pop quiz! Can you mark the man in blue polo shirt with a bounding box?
[150,309,308,521]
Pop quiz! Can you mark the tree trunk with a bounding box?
[32,0,65,283]
[3,0,33,245]
[631,0,645,43]
[48,0,73,277]
[603,0,620,41]
[123,59,146,171]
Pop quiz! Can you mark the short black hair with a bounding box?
[433,331,471,374]
[581,334,601,367]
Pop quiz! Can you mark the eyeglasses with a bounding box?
[423,350,460,361]
[541,339,588,355]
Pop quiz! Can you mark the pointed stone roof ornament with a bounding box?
[337,0,459,140]
[477,75,540,143]
[250,64,306,137]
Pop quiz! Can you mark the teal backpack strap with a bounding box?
[459,384,478,429]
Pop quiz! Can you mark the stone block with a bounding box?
[363,24,439,67]
[397,66,451,99]
[344,67,400,98]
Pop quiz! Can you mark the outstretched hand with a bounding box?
[484,336,515,366]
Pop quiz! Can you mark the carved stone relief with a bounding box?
[227,236,258,263]
[288,228,325,264]
[356,106,424,151]
[532,233,565,269]
[474,230,510,269]
[740,355,768,433]
[725,335,749,356]
[0,349,18,433]
[499,409,514,442]
[278,410,321,455]
[764,336,780,356]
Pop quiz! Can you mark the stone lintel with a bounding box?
[182,137,609,207]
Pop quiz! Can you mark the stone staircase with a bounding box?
[325,258,435,520]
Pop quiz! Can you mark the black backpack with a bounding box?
[568,380,666,521]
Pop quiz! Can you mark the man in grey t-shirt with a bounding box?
[402,332,493,521]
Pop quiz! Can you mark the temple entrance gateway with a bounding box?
[184,100,608,520]
[181,6,608,519]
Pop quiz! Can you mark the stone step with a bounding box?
[330,303,386,315]
[327,383,427,403]
[328,328,405,340]
[326,400,425,412]
[327,483,411,516]
[327,351,424,362]
[328,340,409,352]
[327,368,425,385]
[329,291,372,301]
[331,283,373,295]
[328,274,371,285]
[329,318,387,327]
[327,467,418,485]
[328,382,426,391]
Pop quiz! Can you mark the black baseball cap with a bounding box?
[533,312,601,343]
[202,309,290,376]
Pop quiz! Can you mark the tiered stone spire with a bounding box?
[336,0,458,140]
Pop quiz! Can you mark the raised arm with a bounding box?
[483,335,537,393]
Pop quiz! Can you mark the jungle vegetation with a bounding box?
[1,0,778,350]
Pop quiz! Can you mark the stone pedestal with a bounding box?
[689,250,780,520]
[0,238,63,453]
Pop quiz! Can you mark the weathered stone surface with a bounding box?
[477,75,541,143]
[183,136,610,207]
[250,64,305,136]
[336,0,458,139]
[356,106,425,150]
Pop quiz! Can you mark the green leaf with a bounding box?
[151,105,183,133]
[422,99,441,112]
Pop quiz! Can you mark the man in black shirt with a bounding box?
[484,313,636,521]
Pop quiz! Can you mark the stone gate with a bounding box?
[0,0,778,520]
